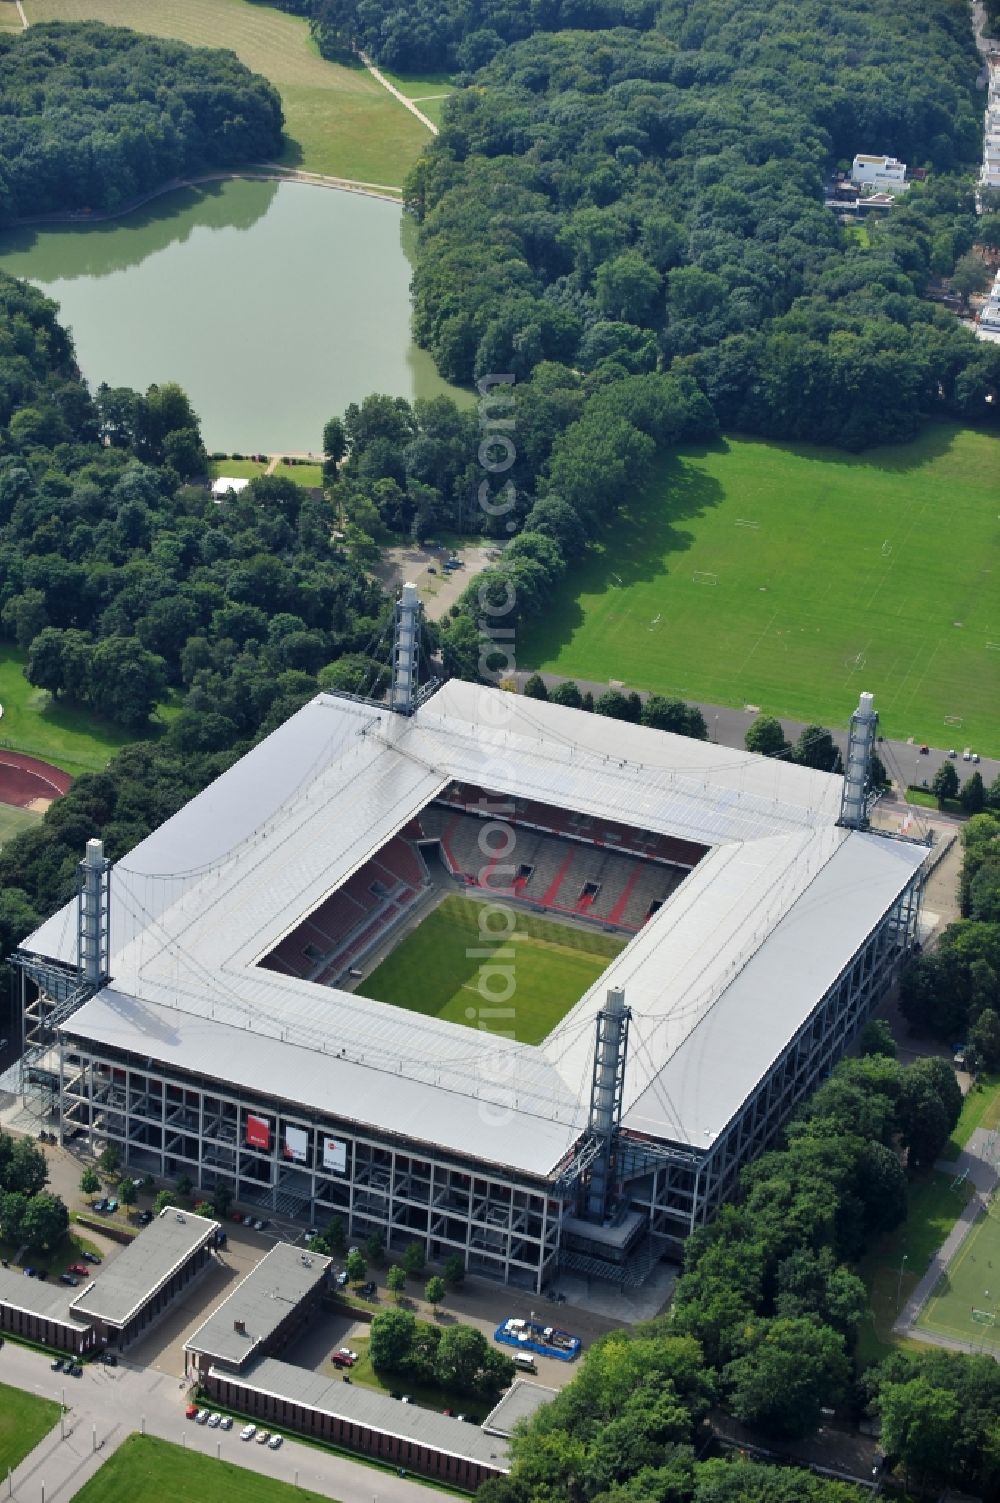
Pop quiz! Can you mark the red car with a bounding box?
[185,1404,198,1420]
[67,1264,90,1277]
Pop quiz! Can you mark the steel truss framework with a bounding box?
[18,868,923,1289]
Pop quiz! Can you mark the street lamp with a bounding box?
[896,1252,908,1309]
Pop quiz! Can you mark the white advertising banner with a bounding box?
[284,1125,309,1163]
[323,1137,347,1174]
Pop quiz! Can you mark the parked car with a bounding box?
[268,1434,283,1450]
[185,1405,198,1420]
[426,566,437,574]
[973,752,981,764]
[59,1273,80,1286]
[104,1354,117,1368]
[68,1263,89,1276]
[23,1267,35,1278]
[256,1430,271,1445]
[332,1352,353,1368]
[195,1409,210,1424]
[51,1358,64,1372]
[338,1347,358,1362]
[68,1365,83,1378]
[92,1199,108,1213]
[231,1212,243,1223]
[207,1413,222,1428]
[336,1270,349,1287]
[919,744,930,754]
[137,1210,153,1226]
[82,1252,101,1265]
[220,1416,233,1431]
[240,1424,256,1441]
[35,1270,47,1281]
[106,1198,119,1213]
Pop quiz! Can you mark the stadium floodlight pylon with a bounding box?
[585,985,631,1223]
[839,690,878,830]
[390,581,421,716]
[77,837,111,987]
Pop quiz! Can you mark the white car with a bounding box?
[207,1413,222,1428]
[256,1430,271,1445]
[268,1434,283,1450]
[195,1409,210,1425]
[253,1219,265,1232]
[240,1424,256,1441]
[220,1416,233,1431]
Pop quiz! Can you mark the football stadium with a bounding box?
[11,589,929,1291]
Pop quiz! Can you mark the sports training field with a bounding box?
[917,1192,1000,1355]
[72,1435,335,1503]
[359,894,626,1043]
[523,425,1000,755]
[23,0,431,186]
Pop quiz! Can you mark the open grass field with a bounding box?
[523,424,1000,756]
[359,894,626,1043]
[0,647,163,777]
[917,1193,1000,1354]
[23,0,430,186]
[72,1435,337,1503]
[209,459,323,487]
[942,1074,1000,1161]
[856,1169,974,1365]
[379,66,454,127]
[0,1,23,30]
[0,801,42,848]
[0,1381,60,1474]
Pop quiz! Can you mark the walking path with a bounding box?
[893,1127,1000,1352]
[359,52,440,136]
[14,0,26,28]
[1,1339,452,1503]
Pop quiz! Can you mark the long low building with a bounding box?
[0,1267,96,1356]
[14,649,928,1288]
[205,1355,510,1489]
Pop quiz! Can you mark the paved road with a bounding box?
[1,1339,453,1503]
[512,670,999,794]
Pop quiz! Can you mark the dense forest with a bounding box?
[0,23,284,220]
[0,270,386,961]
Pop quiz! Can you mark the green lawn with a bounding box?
[856,1170,974,1365]
[0,1381,60,1473]
[0,646,167,777]
[208,458,269,482]
[0,801,42,847]
[523,425,1000,756]
[0,1225,106,1281]
[23,0,431,186]
[378,67,454,126]
[359,894,626,1043]
[942,1074,1000,1160]
[344,1334,487,1423]
[917,1193,1000,1353]
[71,1435,339,1503]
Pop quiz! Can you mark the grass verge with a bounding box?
[358,894,626,1042]
[0,802,42,848]
[71,1434,339,1503]
[942,1074,1000,1160]
[856,1170,974,1365]
[0,1380,60,1474]
[522,424,1000,755]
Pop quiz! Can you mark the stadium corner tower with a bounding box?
[14,585,927,1291]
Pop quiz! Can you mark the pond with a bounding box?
[0,177,466,453]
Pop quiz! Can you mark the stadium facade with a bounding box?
[13,615,927,1291]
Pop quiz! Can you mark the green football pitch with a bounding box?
[522,424,1000,756]
[358,894,627,1043]
[917,1190,1000,1354]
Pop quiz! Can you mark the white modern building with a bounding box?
[851,154,910,193]
[13,619,928,1290]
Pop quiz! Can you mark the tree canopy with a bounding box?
[0,23,284,220]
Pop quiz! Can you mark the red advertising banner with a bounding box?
[246,1114,271,1150]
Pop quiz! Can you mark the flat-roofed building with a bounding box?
[851,153,910,192]
[184,1240,332,1379]
[206,1356,509,1488]
[482,1378,558,1438]
[69,1207,218,1349]
[0,1268,96,1355]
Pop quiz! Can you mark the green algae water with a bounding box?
[0,178,466,452]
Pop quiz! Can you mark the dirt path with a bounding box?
[358,51,439,136]
[14,0,26,27]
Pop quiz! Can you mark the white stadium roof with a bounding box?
[24,681,927,1175]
